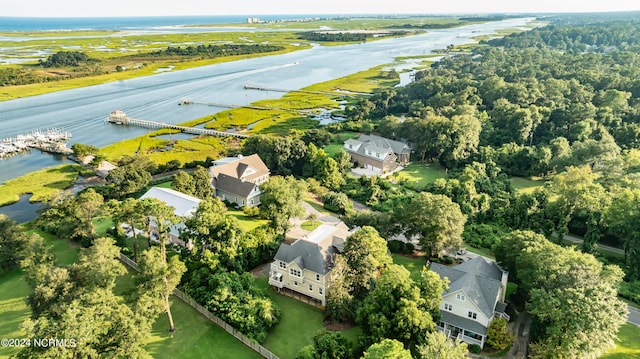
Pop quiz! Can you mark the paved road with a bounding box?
[561,233,625,255]
[628,306,640,327]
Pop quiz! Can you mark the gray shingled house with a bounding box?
[269,222,353,306]
[208,154,269,207]
[430,256,510,348]
[343,134,411,173]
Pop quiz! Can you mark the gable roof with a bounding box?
[275,223,351,274]
[209,154,269,182]
[431,257,506,320]
[139,187,201,218]
[213,173,258,198]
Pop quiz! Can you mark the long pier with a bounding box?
[243,83,344,97]
[179,99,300,112]
[105,110,248,138]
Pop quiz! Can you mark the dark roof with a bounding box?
[441,311,489,336]
[431,257,506,320]
[212,173,257,198]
[274,223,350,274]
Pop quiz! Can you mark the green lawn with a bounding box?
[255,277,360,358]
[0,233,80,359]
[256,277,326,358]
[228,210,269,232]
[0,270,31,359]
[0,231,261,359]
[393,163,447,188]
[145,297,261,359]
[392,253,427,282]
[601,323,640,358]
[301,220,322,232]
[509,177,545,194]
[323,132,360,156]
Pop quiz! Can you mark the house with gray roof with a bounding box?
[430,256,510,348]
[209,154,269,207]
[344,134,411,173]
[269,222,353,306]
[139,187,202,248]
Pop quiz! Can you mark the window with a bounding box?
[468,311,477,320]
[319,288,323,295]
[348,144,353,149]
[444,303,452,311]
[456,293,465,301]
[309,284,313,291]
[289,268,301,277]
[316,274,320,281]
[279,261,286,269]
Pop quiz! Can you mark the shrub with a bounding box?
[242,206,260,217]
[388,240,404,253]
[486,318,513,351]
[403,242,415,254]
[469,344,482,354]
[619,280,640,305]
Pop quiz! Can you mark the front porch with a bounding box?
[438,322,484,347]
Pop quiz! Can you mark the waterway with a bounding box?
[0,17,534,184]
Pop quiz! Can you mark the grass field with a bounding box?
[509,177,545,194]
[256,277,326,358]
[228,209,269,232]
[601,323,640,358]
[0,164,83,206]
[392,253,427,282]
[0,230,261,359]
[323,132,360,156]
[255,277,361,358]
[392,163,447,188]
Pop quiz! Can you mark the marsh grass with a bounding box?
[0,164,82,206]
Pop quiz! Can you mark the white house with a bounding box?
[430,256,510,348]
[139,187,201,248]
[269,222,353,306]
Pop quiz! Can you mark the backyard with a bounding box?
[0,230,261,359]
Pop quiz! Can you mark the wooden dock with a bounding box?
[105,110,248,138]
[243,83,344,97]
[179,99,299,112]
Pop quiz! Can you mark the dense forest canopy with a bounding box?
[348,15,640,285]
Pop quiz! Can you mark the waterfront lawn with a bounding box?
[0,164,82,206]
[601,323,640,358]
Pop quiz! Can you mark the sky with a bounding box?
[4,0,639,17]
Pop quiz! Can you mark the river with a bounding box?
[0,17,534,184]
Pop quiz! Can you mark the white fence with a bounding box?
[118,253,279,359]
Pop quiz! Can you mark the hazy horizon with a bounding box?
[4,0,639,18]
